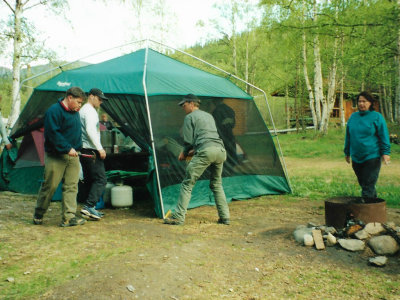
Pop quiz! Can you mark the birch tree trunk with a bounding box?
[302,31,317,130]
[285,85,290,129]
[384,83,393,122]
[8,0,23,129]
[312,0,323,130]
[245,34,250,93]
[379,85,387,119]
[321,6,339,134]
[302,0,317,130]
[313,34,323,129]
[339,35,346,128]
[339,81,345,128]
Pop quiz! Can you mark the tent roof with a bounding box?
[36,48,252,99]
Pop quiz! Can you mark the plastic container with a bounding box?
[111,184,133,208]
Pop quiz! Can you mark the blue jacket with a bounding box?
[44,99,82,154]
[344,110,390,163]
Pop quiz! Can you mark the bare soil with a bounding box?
[1,158,400,299]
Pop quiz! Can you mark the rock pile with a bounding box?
[293,221,400,267]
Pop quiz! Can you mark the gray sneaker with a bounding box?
[217,218,230,225]
[164,217,184,225]
[81,206,102,220]
[60,217,86,227]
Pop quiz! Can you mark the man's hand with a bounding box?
[68,148,78,157]
[178,151,186,161]
[99,149,106,160]
[5,143,12,150]
[345,156,350,164]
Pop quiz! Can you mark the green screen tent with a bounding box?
[2,47,291,218]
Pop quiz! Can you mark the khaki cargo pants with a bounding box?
[34,153,80,222]
[173,146,230,223]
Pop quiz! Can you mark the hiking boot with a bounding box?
[81,206,102,220]
[217,218,230,225]
[59,217,86,227]
[164,217,184,225]
[33,215,43,225]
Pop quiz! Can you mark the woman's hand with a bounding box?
[382,155,391,165]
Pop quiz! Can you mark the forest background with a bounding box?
[0,0,400,134]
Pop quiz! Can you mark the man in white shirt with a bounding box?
[79,88,108,220]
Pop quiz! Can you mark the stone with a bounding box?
[312,229,325,250]
[127,285,135,293]
[338,239,365,251]
[368,235,400,255]
[364,223,386,236]
[354,229,370,240]
[385,222,396,230]
[303,233,314,246]
[324,227,337,235]
[293,227,313,244]
[369,256,388,267]
[325,233,337,246]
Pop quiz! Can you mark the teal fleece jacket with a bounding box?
[344,110,390,163]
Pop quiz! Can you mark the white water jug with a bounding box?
[111,184,133,208]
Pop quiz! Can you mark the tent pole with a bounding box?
[146,39,292,190]
[142,42,167,218]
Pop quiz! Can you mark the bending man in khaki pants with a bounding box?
[164,94,230,226]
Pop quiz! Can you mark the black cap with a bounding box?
[89,88,108,100]
[178,94,201,106]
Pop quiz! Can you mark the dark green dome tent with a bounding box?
[2,47,290,218]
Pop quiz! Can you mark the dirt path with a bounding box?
[21,197,399,299]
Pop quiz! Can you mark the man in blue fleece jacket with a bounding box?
[33,87,87,227]
[344,91,391,198]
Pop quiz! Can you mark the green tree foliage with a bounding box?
[185,0,399,127]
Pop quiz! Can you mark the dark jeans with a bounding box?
[352,157,381,198]
[79,148,107,207]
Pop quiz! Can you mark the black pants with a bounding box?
[352,157,381,198]
[79,149,107,207]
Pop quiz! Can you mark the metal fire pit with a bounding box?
[325,197,386,229]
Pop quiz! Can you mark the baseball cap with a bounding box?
[89,88,108,100]
[178,94,201,106]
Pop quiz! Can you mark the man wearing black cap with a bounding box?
[164,94,230,225]
[79,88,108,220]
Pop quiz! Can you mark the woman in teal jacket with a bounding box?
[344,91,391,198]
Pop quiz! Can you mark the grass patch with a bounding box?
[277,128,400,208]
